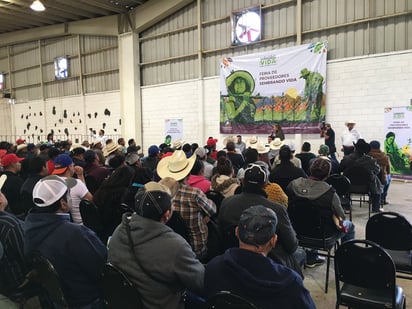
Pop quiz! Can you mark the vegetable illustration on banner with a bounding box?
[220,42,327,134]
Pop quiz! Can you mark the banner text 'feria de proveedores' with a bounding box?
[220,42,327,134]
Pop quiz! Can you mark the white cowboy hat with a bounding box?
[103,143,122,157]
[252,142,270,154]
[156,150,196,181]
[246,136,259,148]
[16,143,28,152]
[269,138,284,150]
[171,139,185,150]
[70,144,86,152]
[345,120,356,125]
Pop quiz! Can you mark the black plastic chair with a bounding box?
[101,262,143,309]
[26,251,68,308]
[288,198,340,293]
[334,240,406,309]
[343,166,371,216]
[205,291,259,309]
[326,174,352,221]
[0,242,52,309]
[79,199,104,236]
[166,212,191,244]
[366,212,412,280]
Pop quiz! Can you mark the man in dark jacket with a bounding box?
[206,206,315,309]
[269,145,307,192]
[339,139,382,212]
[24,175,107,308]
[108,181,205,309]
[219,163,303,276]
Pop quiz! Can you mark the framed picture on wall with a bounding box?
[54,56,69,80]
[231,6,262,46]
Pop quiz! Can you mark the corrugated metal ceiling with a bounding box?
[0,0,148,34]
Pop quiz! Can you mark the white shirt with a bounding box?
[62,177,89,224]
[341,128,361,147]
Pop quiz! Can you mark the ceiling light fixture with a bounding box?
[30,0,45,11]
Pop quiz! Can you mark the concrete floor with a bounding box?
[304,180,412,309]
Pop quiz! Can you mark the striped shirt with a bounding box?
[172,183,216,256]
[0,211,27,293]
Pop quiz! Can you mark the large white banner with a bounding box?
[220,42,327,134]
[384,106,412,179]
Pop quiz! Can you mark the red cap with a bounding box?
[16,138,25,145]
[206,137,218,147]
[1,154,24,167]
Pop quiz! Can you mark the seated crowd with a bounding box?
[0,133,394,308]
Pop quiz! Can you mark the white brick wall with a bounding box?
[2,91,121,144]
[142,50,412,155]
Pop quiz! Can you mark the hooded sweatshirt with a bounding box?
[24,211,107,307]
[210,174,240,197]
[287,177,345,219]
[205,248,315,309]
[187,174,211,193]
[108,213,205,309]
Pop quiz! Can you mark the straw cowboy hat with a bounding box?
[269,138,284,150]
[223,136,237,147]
[246,136,259,148]
[171,139,185,150]
[103,143,122,157]
[252,142,270,154]
[156,150,196,181]
[16,143,28,152]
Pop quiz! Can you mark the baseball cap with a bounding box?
[369,140,380,150]
[32,175,69,208]
[194,147,208,158]
[1,154,24,167]
[27,143,36,151]
[238,205,278,246]
[206,137,218,147]
[135,181,172,221]
[244,163,268,185]
[148,145,160,157]
[16,138,25,145]
[125,153,140,165]
[318,144,329,156]
[52,154,73,175]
